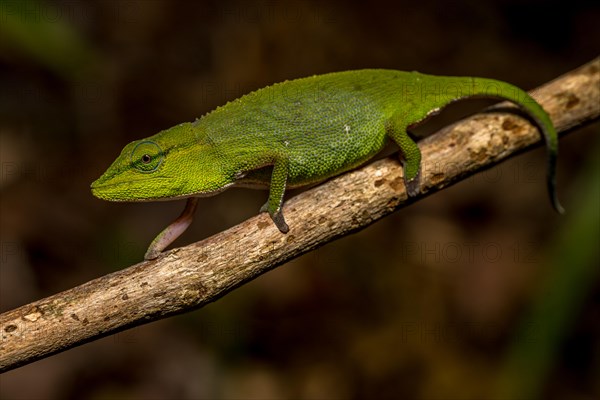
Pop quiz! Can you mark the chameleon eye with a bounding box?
[131,141,163,173]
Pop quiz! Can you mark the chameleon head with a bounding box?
[91,123,229,201]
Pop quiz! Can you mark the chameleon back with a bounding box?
[197,70,416,186]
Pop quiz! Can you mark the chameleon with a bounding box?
[91,70,563,260]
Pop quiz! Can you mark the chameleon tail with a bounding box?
[471,76,563,214]
[431,75,564,214]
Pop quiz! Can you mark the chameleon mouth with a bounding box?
[90,176,172,201]
[90,177,231,202]
[90,176,169,188]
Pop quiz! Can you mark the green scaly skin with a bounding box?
[91,70,563,259]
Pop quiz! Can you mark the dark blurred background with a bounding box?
[0,0,599,399]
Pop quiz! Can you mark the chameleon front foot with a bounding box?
[271,211,289,233]
[144,197,199,260]
[404,167,422,198]
[259,202,289,233]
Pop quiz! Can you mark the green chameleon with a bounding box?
[91,70,563,260]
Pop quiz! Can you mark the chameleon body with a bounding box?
[91,70,563,259]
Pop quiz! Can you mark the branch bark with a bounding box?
[1,58,599,373]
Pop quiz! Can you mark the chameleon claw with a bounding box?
[260,201,289,232]
[404,168,421,198]
[271,210,289,233]
[259,201,268,213]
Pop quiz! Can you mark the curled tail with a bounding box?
[422,74,564,214]
[471,76,563,214]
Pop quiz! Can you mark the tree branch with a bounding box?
[1,58,598,373]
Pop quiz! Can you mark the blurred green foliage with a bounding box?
[0,0,97,78]
[498,140,600,399]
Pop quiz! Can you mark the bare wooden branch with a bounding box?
[1,58,598,373]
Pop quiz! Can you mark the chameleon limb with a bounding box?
[263,159,290,233]
[386,114,422,197]
[144,197,199,260]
